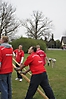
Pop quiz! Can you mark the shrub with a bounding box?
[10,37,46,53]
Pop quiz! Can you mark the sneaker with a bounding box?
[15,78,18,80]
[19,79,22,82]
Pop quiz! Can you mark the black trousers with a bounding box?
[16,63,22,79]
[25,72,55,99]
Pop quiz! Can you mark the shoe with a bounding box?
[15,78,18,80]
[19,79,22,82]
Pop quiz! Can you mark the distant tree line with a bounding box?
[45,34,61,48]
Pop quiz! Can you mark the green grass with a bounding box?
[12,50,66,99]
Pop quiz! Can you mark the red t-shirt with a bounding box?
[0,46,13,74]
[14,49,24,63]
[24,52,46,75]
[36,49,46,65]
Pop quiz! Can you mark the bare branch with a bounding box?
[21,11,53,40]
[0,2,20,39]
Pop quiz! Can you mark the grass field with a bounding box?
[12,50,66,99]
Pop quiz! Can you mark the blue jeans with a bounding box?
[0,73,12,99]
[25,72,55,99]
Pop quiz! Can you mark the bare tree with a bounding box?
[0,2,20,39]
[21,11,53,40]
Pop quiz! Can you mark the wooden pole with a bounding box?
[13,58,49,99]
[13,58,31,75]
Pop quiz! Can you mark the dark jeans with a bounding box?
[0,73,12,99]
[25,72,55,99]
[16,63,22,79]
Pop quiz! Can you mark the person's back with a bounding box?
[0,43,13,74]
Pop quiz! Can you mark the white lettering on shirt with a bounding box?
[32,55,39,58]
[6,54,12,56]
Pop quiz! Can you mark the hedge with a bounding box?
[10,37,46,53]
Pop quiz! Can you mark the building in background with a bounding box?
[61,36,66,49]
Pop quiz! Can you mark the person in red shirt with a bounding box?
[0,36,13,99]
[36,45,47,66]
[16,46,55,99]
[13,45,24,82]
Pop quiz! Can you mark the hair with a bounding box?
[32,46,37,52]
[1,36,9,43]
[36,45,40,48]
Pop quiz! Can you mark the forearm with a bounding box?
[20,57,24,64]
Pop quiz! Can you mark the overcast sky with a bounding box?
[2,0,66,40]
